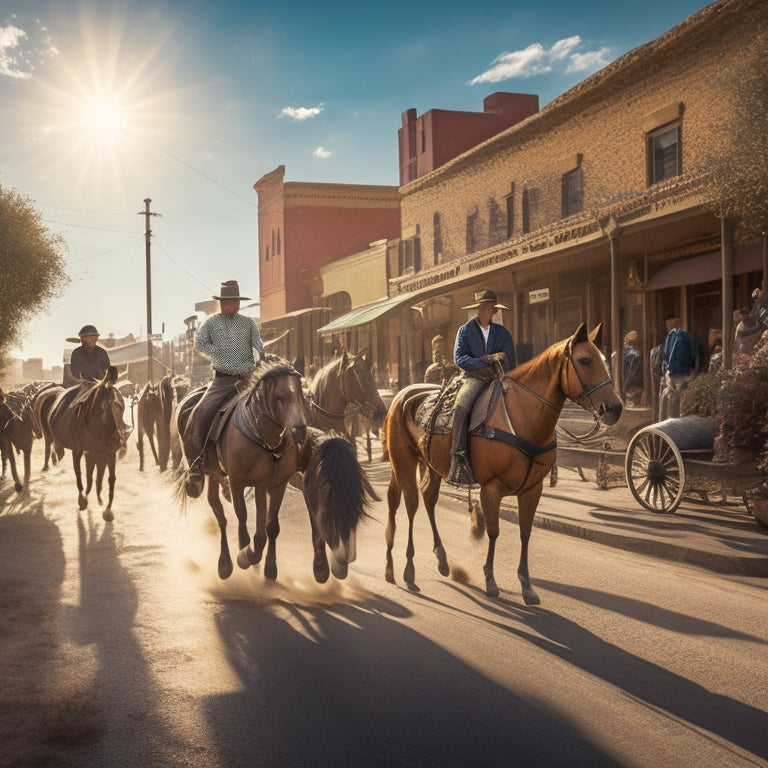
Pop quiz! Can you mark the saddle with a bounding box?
[414,376,502,435]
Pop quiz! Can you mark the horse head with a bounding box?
[342,351,388,428]
[562,323,622,426]
[247,361,308,449]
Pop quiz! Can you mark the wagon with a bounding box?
[624,415,766,514]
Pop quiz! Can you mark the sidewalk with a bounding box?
[364,455,768,578]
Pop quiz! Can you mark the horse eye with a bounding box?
[577,357,591,366]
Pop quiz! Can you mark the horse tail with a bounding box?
[169,462,190,513]
[304,432,379,546]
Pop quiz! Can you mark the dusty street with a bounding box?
[2,438,767,768]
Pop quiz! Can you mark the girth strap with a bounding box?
[470,424,556,457]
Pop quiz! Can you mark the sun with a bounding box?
[84,98,127,141]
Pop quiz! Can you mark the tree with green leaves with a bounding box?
[0,183,69,367]
[697,30,768,246]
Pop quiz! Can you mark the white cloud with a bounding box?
[279,104,324,121]
[313,146,332,159]
[567,47,613,73]
[0,25,30,79]
[470,35,613,85]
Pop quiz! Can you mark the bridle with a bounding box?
[308,356,377,422]
[509,341,613,441]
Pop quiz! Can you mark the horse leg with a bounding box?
[137,423,145,471]
[422,469,449,577]
[479,483,505,598]
[148,428,160,467]
[384,472,403,584]
[42,435,51,471]
[22,447,31,490]
[235,482,261,570]
[516,485,542,606]
[93,456,105,505]
[102,453,116,522]
[2,442,23,493]
[73,450,87,510]
[305,495,330,584]
[264,484,287,582]
[207,478,233,579]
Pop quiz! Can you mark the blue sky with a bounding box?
[1,0,709,368]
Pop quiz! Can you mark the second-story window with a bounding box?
[466,210,479,254]
[522,188,532,234]
[648,122,681,185]
[433,212,443,261]
[561,167,583,217]
[400,234,421,273]
[506,183,515,239]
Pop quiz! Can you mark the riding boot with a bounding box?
[448,416,475,486]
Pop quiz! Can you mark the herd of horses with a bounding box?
[0,325,622,604]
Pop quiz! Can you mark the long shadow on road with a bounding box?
[204,589,624,768]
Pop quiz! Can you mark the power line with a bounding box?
[43,217,140,234]
[142,138,258,208]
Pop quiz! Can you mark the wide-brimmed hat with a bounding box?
[213,280,250,301]
[462,289,508,310]
[78,325,100,337]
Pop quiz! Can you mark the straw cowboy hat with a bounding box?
[462,289,508,310]
[213,280,250,301]
[66,324,100,343]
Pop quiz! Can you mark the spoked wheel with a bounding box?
[625,427,685,513]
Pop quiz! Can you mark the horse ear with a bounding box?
[589,323,603,347]
[573,323,589,345]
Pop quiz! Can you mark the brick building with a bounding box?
[253,165,401,368]
[369,0,766,399]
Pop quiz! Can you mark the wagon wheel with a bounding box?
[625,427,685,513]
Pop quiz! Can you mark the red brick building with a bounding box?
[253,165,400,321]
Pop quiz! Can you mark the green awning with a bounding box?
[317,292,417,335]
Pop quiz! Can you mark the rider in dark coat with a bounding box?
[449,290,515,486]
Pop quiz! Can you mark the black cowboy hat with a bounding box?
[213,280,250,301]
[462,289,508,310]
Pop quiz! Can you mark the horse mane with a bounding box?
[509,338,568,384]
[247,359,301,391]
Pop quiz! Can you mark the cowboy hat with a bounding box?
[461,289,508,310]
[213,280,250,301]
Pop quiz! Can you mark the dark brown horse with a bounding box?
[31,382,66,471]
[175,360,376,584]
[383,323,623,604]
[0,388,24,493]
[136,375,174,471]
[46,366,126,521]
[0,386,43,491]
[306,351,388,438]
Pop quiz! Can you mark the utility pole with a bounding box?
[138,198,162,384]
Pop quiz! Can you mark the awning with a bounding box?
[260,306,333,327]
[317,292,418,335]
[646,243,762,291]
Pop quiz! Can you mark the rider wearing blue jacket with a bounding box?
[449,290,515,485]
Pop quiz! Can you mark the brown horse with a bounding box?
[383,323,623,604]
[0,386,43,491]
[46,366,126,521]
[136,375,174,472]
[175,360,376,583]
[31,382,66,471]
[306,351,388,437]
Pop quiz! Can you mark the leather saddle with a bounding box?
[414,376,503,436]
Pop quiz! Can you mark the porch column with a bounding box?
[721,217,735,369]
[603,215,622,392]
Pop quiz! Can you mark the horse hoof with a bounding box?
[236,548,253,570]
[385,566,395,584]
[78,495,88,510]
[434,545,449,577]
[314,565,330,584]
[522,588,541,606]
[218,563,233,580]
[14,482,23,493]
[102,509,114,523]
[330,560,348,580]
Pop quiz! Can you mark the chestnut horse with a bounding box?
[383,323,623,604]
[46,366,126,521]
[306,351,388,437]
[136,375,174,472]
[32,382,66,471]
[174,360,377,584]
